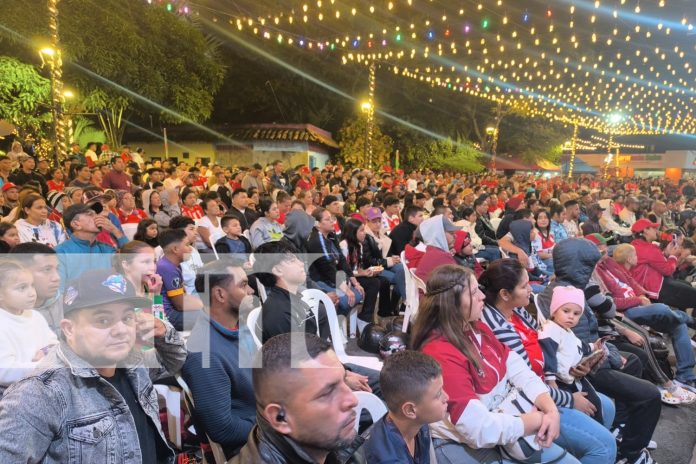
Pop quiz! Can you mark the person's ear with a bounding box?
[60,317,76,342]
[400,401,418,420]
[500,288,511,302]
[262,403,292,435]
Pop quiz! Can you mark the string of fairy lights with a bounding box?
[146,0,695,136]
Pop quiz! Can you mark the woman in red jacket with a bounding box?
[595,243,696,395]
[629,218,696,310]
[412,265,572,464]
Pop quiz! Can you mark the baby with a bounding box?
[538,286,604,424]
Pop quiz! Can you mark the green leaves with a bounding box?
[0,56,51,134]
[337,116,393,168]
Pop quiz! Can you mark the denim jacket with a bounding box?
[0,323,187,464]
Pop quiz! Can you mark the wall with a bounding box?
[131,141,217,164]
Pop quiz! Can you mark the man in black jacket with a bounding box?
[387,205,424,257]
[474,196,499,247]
[231,333,366,464]
[226,188,259,232]
[9,154,48,196]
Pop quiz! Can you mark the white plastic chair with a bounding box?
[302,289,383,371]
[153,384,182,449]
[533,293,547,326]
[256,278,268,303]
[176,377,227,464]
[400,251,426,333]
[121,223,138,241]
[246,306,263,349]
[352,391,388,431]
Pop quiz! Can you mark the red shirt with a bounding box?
[118,208,148,225]
[510,314,545,378]
[181,204,204,220]
[296,178,313,191]
[47,180,64,192]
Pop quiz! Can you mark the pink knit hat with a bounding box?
[550,286,585,316]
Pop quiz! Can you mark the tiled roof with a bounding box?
[228,124,339,149]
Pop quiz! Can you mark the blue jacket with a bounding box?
[363,415,432,464]
[182,314,257,459]
[55,235,128,289]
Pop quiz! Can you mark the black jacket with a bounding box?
[231,416,366,464]
[475,215,498,246]
[214,235,252,255]
[226,207,258,232]
[260,286,330,343]
[360,235,388,268]
[307,230,353,286]
[9,169,48,196]
[387,221,416,257]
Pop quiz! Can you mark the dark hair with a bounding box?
[16,193,46,221]
[0,222,16,239]
[8,243,56,263]
[535,209,551,232]
[383,195,400,208]
[168,215,195,230]
[380,351,442,412]
[159,228,187,250]
[342,218,365,268]
[181,187,198,202]
[258,198,276,217]
[200,192,220,212]
[478,259,526,306]
[461,207,475,219]
[564,199,579,209]
[550,204,565,219]
[311,206,328,223]
[513,208,533,220]
[411,265,482,372]
[276,191,290,204]
[221,215,241,229]
[110,155,122,165]
[252,333,333,406]
[473,196,488,208]
[402,205,423,221]
[232,188,247,198]
[194,257,247,301]
[133,219,158,245]
[252,240,301,287]
[356,197,372,209]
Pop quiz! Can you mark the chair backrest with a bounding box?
[176,377,227,464]
[532,292,547,326]
[122,222,138,241]
[246,306,263,349]
[301,288,346,357]
[352,391,388,431]
[256,278,268,303]
[400,251,423,332]
[243,229,251,241]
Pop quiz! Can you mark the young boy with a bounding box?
[363,351,448,463]
[538,286,604,424]
[215,215,252,256]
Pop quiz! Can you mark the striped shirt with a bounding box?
[481,303,574,408]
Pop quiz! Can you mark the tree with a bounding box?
[0,56,51,137]
[497,115,571,164]
[337,117,393,168]
[0,0,225,147]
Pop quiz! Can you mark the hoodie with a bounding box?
[598,199,632,236]
[282,210,315,252]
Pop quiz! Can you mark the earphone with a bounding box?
[276,408,286,422]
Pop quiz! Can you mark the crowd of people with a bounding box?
[0,140,695,464]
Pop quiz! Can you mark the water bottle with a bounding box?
[152,295,166,321]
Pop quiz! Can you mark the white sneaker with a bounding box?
[616,448,657,464]
[647,440,657,450]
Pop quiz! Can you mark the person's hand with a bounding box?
[573,392,597,416]
[340,283,355,306]
[136,312,166,344]
[145,273,163,295]
[326,292,340,305]
[620,356,628,368]
[517,251,529,267]
[355,284,365,298]
[639,295,652,306]
[94,215,118,234]
[391,256,401,265]
[624,329,644,347]
[32,348,46,362]
[345,371,371,392]
[536,410,560,448]
[664,241,679,257]
[569,363,591,378]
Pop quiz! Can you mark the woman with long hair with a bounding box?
[306,207,364,318]
[195,193,224,251]
[142,189,172,228]
[113,240,163,298]
[13,193,65,247]
[411,265,570,464]
[534,209,555,273]
[479,259,617,464]
[249,198,284,250]
[340,218,389,323]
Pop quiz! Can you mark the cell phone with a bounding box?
[577,349,604,367]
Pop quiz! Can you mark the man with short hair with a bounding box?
[182,259,257,459]
[323,195,346,238]
[69,164,94,188]
[381,195,401,234]
[9,154,48,195]
[55,202,128,287]
[241,163,265,193]
[9,243,63,334]
[102,156,132,191]
[231,333,365,464]
[388,205,424,257]
[211,171,233,210]
[156,228,204,331]
[563,199,582,238]
[1,182,19,216]
[474,196,499,248]
[227,188,259,231]
[269,160,291,193]
[0,271,186,463]
[619,196,639,227]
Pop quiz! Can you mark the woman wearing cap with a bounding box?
[630,218,696,311]
[595,243,696,400]
[413,265,573,464]
[13,193,65,247]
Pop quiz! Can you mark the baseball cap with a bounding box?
[461,188,474,197]
[63,203,104,231]
[506,196,523,211]
[585,233,608,246]
[2,182,18,192]
[63,270,152,314]
[631,218,660,234]
[454,230,472,253]
[588,203,606,213]
[365,207,382,221]
[550,286,585,316]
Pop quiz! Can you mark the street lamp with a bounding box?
[361,101,372,112]
[605,113,624,178]
[486,126,499,171]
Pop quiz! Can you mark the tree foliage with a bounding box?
[0,0,225,144]
[497,115,571,163]
[0,56,51,136]
[337,116,393,168]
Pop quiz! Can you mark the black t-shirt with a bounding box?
[104,369,165,464]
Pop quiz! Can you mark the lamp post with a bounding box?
[604,113,623,179]
[486,126,498,171]
[361,101,372,169]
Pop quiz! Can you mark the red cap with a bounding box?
[506,196,523,211]
[1,182,18,192]
[454,230,472,253]
[631,218,660,234]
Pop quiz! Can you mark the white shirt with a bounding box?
[195,215,224,250]
[14,219,65,247]
[406,178,418,192]
[0,309,58,388]
[163,177,183,191]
